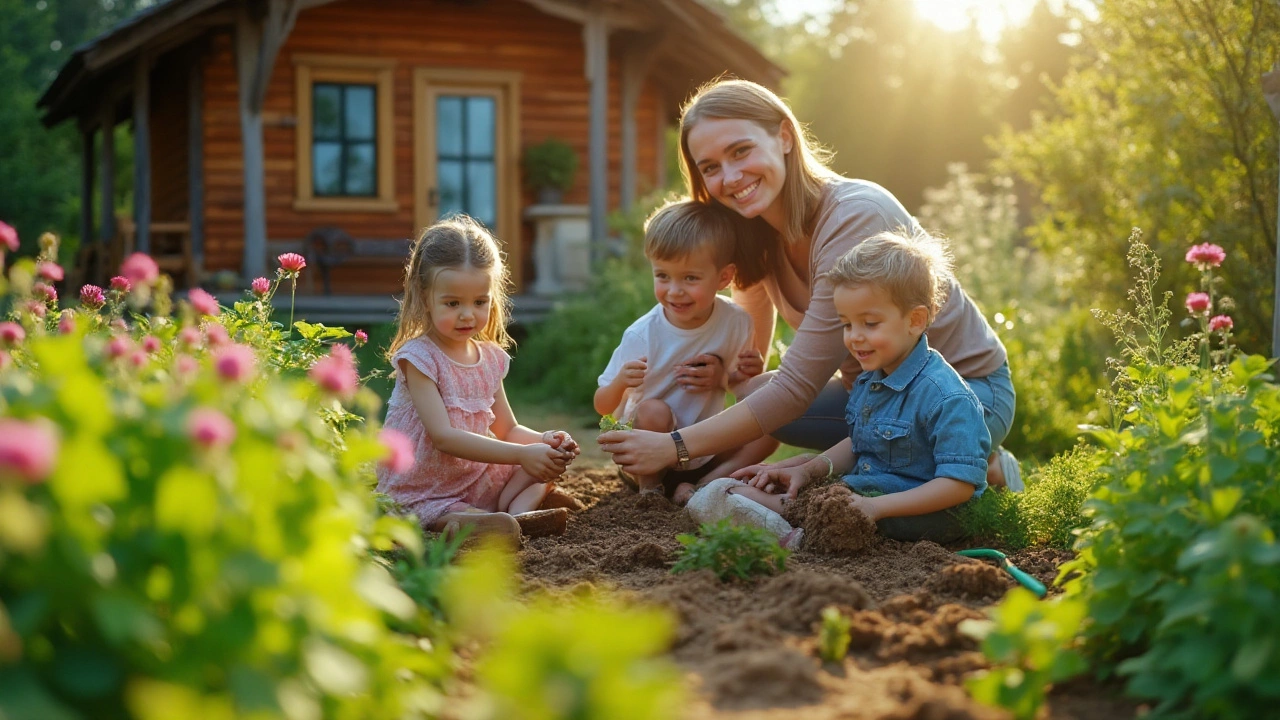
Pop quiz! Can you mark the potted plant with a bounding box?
[522,138,579,204]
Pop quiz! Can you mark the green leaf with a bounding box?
[155,467,219,538]
[50,435,126,508]
[0,668,80,720]
[1209,487,1243,520]
[91,593,165,647]
[1230,638,1273,683]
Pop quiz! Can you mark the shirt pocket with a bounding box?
[867,419,913,469]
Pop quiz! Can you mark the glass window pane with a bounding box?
[438,160,464,216]
[313,142,342,196]
[345,142,376,196]
[465,97,495,157]
[344,85,376,141]
[313,84,341,140]
[436,96,463,157]
[466,161,495,227]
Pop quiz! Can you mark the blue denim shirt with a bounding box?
[842,334,990,498]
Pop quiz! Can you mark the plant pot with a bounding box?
[536,187,564,205]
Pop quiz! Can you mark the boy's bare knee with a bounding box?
[633,399,675,431]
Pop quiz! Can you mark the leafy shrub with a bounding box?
[671,519,790,582]
[521,138,579,194]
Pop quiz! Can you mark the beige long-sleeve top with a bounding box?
[735,178,1008,435]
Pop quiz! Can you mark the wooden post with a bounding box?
[1263,65,1280,360]
[235,0,301,280]
[80,125,95,252]
[654,94,668,192]
[619,34,661,212]
[133,56,152,255]
[99,104,116,247]
[583,2,609,265]
[189,56,205,281]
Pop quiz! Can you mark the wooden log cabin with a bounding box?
[38,0,783,323]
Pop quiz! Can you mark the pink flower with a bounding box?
[309,345,359,400]
[57,313,75,335]
[110,319,128,332]
[251,277,271,297]
[354,329,368,346]
[142,335,161,353]
[120,253,160,285]
[379,428,414,474]
[205,324,230,348]
[33,283,57,303]
[80,284,106,309]
[110,276,132,293]
[0,419,58,483]
[188,407,236,449]
[178,326,202,347]
[1185,243,1226,268]
[0,221,17,252]
[36,262,64,282]
[188,288,220,317]
[277,253,307,275]
[25,301,47,319]
[1209,315,1233,332]
[213,344,256,383]
[128,349,149,369]
[106,335,132,359]
[1185,292,1211,314]
[175,354,198,376]
[0,322,24,347]
[0,350,9,370]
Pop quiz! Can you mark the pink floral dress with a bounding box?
[375,335,518,527]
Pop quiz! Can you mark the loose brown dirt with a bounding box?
[515,468,1137,719]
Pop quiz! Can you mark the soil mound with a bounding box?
[755,569,874,633]
[785,483,877,554]
[700,647,824,710]
[926,562,1012,600]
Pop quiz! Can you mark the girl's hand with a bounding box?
[748,465,812,500]
[619,357,647,389]
[849,493,880,522]
[729,462,775,483]
[729,348,765,385]
[675,353,724,394]
[542,430,581,459]
[598,428,676,475]
[520,443,567,482]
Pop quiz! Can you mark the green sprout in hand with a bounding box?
[599,414,634,432]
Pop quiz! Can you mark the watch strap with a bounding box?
[670,430,691,471]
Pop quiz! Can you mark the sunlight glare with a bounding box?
[912,0,1038,42]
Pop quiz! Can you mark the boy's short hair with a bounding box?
[643,199,737,268]
[828,228,954,322]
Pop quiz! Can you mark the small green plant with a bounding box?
[963,588,1089,720]
[671,519,790,582]
[598,413,633,432]
[522,138,579,196]
[817,605,851,664]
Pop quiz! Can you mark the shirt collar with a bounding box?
[872,333,931,392]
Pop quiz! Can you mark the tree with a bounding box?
[998,0,1280,353]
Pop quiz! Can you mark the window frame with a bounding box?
[293,54,396,213]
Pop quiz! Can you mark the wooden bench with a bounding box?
[302,227,412,295]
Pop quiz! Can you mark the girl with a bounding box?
[376,215,581,540]
[599,79,1021,504]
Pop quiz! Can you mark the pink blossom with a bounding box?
[110,276,132,293]
[0,419,58,483]
[142,335,161,353]
[309,345,359,400]
[36,262,64,282]
[1185,243,1226,268]
[277,253,307,274]
[0,350,9,370]
[204,324,230,348]
[175,354,198,376]
[379,428,414,474]
[106,335,132,359]
[188,407,236,449]
[251,277,271,297]
[213,344,256,383]
[354,329,368,346]
[1185,292,1211,314]
[33,283,57,303]
[188,288,220,317]
[128,349,149,369]
[0,221,17,252]
[178,326,202,347]
[25,301,47,319]
[57,313,75,335]
[0,322,24,347]
[120,253,160,285]
[1209,315,1234,332]
[80,284,106,309]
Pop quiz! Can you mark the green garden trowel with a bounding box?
[957,548,1047,598]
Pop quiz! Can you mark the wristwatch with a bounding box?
[670,430,691,471]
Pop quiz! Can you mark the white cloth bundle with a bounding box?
[685,478,802,549]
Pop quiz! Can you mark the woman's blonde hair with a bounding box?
[827,229,954,323]
[678,78,838,287]
[387,214,513,360]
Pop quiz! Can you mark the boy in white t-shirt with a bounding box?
[596,200,765,503]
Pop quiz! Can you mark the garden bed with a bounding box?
[516,468,1137,719]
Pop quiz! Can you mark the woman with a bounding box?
[599,78,1018,493]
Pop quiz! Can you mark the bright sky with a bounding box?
[776,0,1043,43]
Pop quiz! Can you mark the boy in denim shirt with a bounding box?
[719,228,990,543]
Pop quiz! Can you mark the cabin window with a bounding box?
[293,55,396,212]
[435,95,497,227]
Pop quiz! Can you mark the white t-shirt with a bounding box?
[598,296,754,466]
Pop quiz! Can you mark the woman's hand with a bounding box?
[729,348,765,386]
[675,353,724,394]
[597,428,677,475]
[519,443,568,481]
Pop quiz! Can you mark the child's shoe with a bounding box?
[995,447,1024,492]
[514,507,569,537]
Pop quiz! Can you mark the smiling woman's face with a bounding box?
[685,117,793,231]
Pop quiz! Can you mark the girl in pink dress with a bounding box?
[376,215,580,539]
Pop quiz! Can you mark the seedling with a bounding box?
[598,414,633,432]
[671,519,790,582]
[817,605,851,664]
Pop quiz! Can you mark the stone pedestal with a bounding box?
[525,204,591,295]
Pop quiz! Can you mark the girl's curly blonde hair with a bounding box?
[387,215,513,361]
